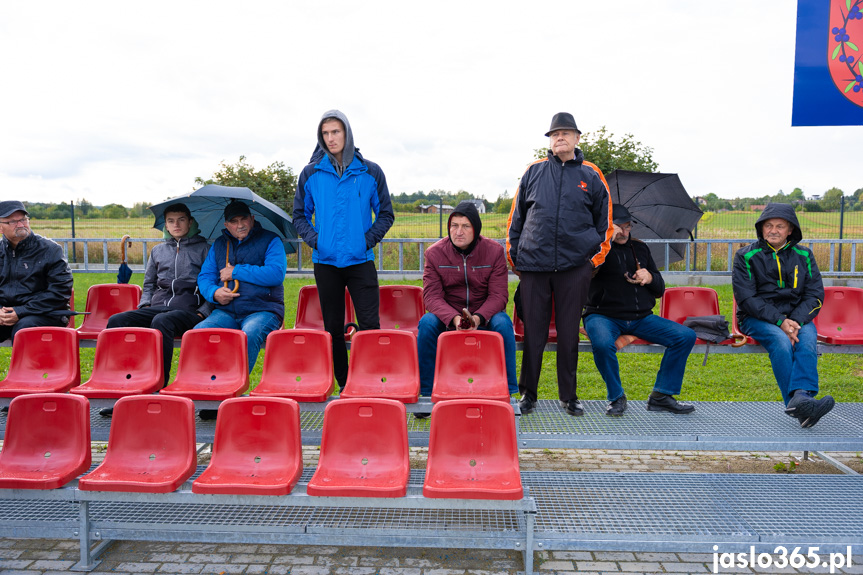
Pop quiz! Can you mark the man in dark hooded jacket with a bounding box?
[732,203,833,428]
[417,201,516,412]
[293,110,395,390]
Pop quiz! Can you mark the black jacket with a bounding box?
[506,149,613,272]
[583,238,665,320]
[0,232,73,318]
[732,203,823,327]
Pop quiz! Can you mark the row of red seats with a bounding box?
[513,286,863,346]
[0,394,522,499]
[0,328,510,403]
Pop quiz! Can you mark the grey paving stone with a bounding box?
[594,551,636,561]
[637,552,684,561]
[576,562,620,572]
[148,553,191,563]
[228,553,273,564]
[201,565,244,574]
[155,563,204,574]
[619,562,663,572]
[113,562,161,573]
[0,571,42,575]
[0,562,30,570]
[539,560,576,570]
[376,569,423,575]
[273,555,316,565]
[661,562,711,572]
[28,560,76,570]
[244,565,270,574]
[285,567,335,575]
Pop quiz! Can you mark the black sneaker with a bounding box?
[800,396,835,429]
[785,390,814,418]
[98,407,113,418]
[647,393,695,414]
[518,396,537,414]
[198,409,218,421]
[413,412,431,420]
[606,395,627,417]
[560,398,584,417]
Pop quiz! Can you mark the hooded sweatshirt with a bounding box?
[732,203,824,327]
[293,110,395,268]
[422,201,509,326]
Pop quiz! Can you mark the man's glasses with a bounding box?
[0,216,30,226]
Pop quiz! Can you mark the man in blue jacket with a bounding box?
[732,203,833,428]
[293,110,395,390]
[196,200,286,375]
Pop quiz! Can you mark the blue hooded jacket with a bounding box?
[293,110,394,268]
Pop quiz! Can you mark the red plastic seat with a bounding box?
[378,285,424,335]
[513,303,556,343]
[423,399,522,500]
[431,331,509,402]
[76,283,142,339]
[341,330,420,403]
[0,393,91,490]
[78,395,196,493]
[731,298,757,345]
[251,329,334,401]
[0,327,80,397]
[192,397,303,495]
[814,286,863,344]
[160,329,249,400]
[72,328,163,398]
[307,398,409,497]
[659,286,735,345]
[294,285,355,340]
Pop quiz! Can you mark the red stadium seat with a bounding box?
[77,284,142,339]
[72,328,163,398]
[78,395,196,493]
[192,397,303,495]
[0,393,91,490]
[814,286,863,344]
[423,399,522,500]
[660,286,736,345]
[378,285,424,335]
[341,330,420,403]
[513,303,556,343]
[731,298,758,345]
[294,285,355,340]
[431,331,509,402]
[307,398,409,497]
[0,327,80,397]
[251,329,334,401]
[160,329,249,400]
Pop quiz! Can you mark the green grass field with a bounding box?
[5,273,858,403]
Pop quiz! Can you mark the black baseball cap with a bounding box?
[0,201,29,219]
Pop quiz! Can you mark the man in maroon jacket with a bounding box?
[417,201,517,416]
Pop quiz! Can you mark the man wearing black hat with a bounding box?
[0,200,73,343]
[582,204,697,416]
[506,112,614,416]
[416,200,517,414]
[195,200,286,375]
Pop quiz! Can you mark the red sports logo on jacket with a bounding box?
[579,181,588,191]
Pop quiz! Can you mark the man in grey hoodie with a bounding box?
[293,110,394,390]
[106,203,212,389]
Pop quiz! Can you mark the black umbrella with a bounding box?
[117,234,133,284]
[605,170,703,268]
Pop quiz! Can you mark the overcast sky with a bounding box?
[1,0,861,208]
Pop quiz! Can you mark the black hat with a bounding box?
[544,112,581,137]
[0,201,29,219]
[224,200,251,221]
[612,204,633,225]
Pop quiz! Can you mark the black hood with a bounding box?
[755,203,803,245]
[448,201,483,254]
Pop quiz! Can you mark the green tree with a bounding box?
[102,204,129,219]
[533,126,659,175]
[76,198,93,216]
[789,188,805,202]
[701,193,732,211]
[195,155,297,212]
[129,202,153,218]
[821,187,844,211]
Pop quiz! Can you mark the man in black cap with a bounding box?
[582,204,697,416]
[0,201,73,343]
[506,112,613,416]
[195,200,286,375]
[416,200,517,415]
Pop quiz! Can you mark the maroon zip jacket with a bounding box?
[422,235,509,327]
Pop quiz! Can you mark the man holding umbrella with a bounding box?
[105,203,212,388]
[195,200,286,376]
[506,113,613,416]
[582,204,697,416]
[0,200,73,343]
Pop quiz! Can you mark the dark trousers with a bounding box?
[314,261,380,389]
[106,307,202,385]
[0,314,66,344]
[518,264,592,402]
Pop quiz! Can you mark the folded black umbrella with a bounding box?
[682,315,731,344]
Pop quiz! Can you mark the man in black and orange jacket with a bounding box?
[506,112,613,416]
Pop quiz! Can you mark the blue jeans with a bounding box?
[739,317,818,405]
[194,309,282,373]
[417,311,518,396]
[583,313,696,402]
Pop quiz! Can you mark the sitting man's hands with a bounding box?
[213,286,241,305]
